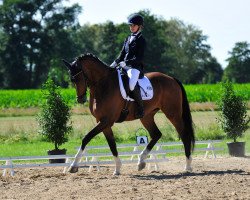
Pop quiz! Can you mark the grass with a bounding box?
[0,111,249,158]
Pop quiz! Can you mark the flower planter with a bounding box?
[47,149,67,163]
[227,142,245,157]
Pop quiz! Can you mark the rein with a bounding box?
[71,71,83,79]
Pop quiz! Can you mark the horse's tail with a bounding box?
[174,78,195,152]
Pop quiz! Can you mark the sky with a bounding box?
[68,0,250,68]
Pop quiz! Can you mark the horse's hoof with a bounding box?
[138,162,146,171]
[113,171,121,176]
[185,166,192,173]
[68,166,79,173]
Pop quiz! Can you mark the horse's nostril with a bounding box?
[83,95,87,103]
[77,95,87,104]
[77,97,84,104]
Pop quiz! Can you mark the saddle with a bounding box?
[117,69,153,101]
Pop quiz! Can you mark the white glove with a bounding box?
[119,61,126,68]
[110,61,117,68]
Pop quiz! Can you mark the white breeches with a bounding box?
[126,68,140,91]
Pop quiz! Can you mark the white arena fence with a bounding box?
[0,140,223,176]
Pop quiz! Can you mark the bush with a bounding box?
[37,79,72,150]
[217,81,249,142]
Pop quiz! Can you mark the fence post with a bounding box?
[131,146,138,160]
[148,146,161,171]
[10,160,14,176]
[204,141,216,159]
[63,158,70,173]
[2,160,8,176]
[88,157,100,172]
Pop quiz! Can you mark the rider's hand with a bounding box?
[119,61,126,68]
[110,61,117,68]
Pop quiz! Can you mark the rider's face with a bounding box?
[129,24,140,33]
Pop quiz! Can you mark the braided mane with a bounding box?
[77,53,109,67]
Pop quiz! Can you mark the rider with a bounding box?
[110,13,146,119]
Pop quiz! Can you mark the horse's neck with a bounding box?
[84,60,110,84]
[88,68,118,117]
[83,60,119,101]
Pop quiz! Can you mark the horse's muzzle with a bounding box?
[77,94,87,104]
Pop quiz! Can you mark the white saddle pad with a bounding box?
[117,70,153,101]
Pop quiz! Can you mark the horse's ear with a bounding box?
[62,59,72,70]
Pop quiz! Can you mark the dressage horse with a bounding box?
[63,53,195,175]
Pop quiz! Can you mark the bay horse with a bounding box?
[63,53,195,175]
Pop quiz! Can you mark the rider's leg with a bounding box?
[127,68,144,118]
[132,84,144,118]
[127,68,140,91]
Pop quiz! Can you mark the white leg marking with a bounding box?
[71,148,83,167]
[185,156,192,172]
[138,148,150,171]
[68,148,83,173]
[113,156,122,175]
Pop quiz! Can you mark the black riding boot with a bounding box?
[132,84,144,119]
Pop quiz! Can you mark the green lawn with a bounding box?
[0,136,249,160]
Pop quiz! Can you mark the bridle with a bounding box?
[70,71,84,82]
[70,65,89,103]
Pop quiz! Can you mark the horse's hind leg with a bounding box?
[103,127,122,175]
[138,113,162,171]
[164,113,193,172]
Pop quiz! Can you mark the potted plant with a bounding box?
[217,81,249,157]
[37,79,72,163]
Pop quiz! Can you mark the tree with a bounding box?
[98,21,119,64]
[73,23,99,56]
[0,0,81,88]
[37,79,72,150]
[217,81,249,142]
[138,10,170,73]
[75,10,223,84]
[163,19,219,83]
[1,5,224,87]
[202,57,223,83]
[0,28,6,87]
[224,41,250,83]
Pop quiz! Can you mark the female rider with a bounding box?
[110,14,146,118]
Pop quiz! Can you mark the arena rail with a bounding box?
[0,140,223,176]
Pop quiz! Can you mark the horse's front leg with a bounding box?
[138,115,162,171]
[68,121,108,173]
[103,127,122,175]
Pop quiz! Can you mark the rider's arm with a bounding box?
[115,38,127,64]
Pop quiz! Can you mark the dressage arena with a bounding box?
[0,156,249,200]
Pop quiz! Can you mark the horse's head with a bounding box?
[62,59,87,104]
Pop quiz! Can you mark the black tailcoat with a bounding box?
[115,32,146,73]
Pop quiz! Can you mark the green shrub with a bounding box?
[0,84,249,108]
[195,124,226,140]
[37,79,72,150]
[217,81,249,142]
